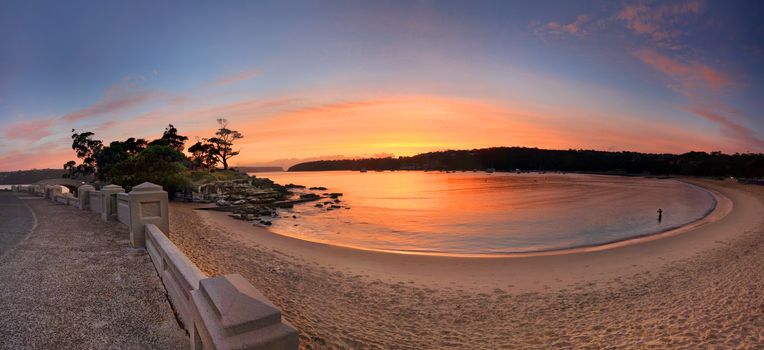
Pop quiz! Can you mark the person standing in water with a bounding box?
[657,208,663,222]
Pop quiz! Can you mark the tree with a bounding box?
[63,130,103,178]
[148,124,189,152]
[109,144,192,193]
[188,140,217,169]
[205,118,243,170]
[95,137,148,181]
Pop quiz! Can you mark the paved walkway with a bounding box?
[0,192,187,349]
[0,192,35,256]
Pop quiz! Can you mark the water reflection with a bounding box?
[251,171,714,255]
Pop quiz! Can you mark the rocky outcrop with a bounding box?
[198,177,350,226]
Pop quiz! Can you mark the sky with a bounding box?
[1,0,763,171]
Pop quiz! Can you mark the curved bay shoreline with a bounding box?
[169,179,764,349]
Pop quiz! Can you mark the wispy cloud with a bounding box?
[684,105,764,150]
[631,48,762,150]
[212,69,259,87]
[538,14,592,36]
[617,0,705,48]
[3,118,55,140]
[633,47,730,91]
[62,82,166,122]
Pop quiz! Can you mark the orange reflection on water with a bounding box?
[253,171,715,255]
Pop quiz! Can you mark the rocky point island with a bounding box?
[194,176,345,226]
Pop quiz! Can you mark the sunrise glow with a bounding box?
[1,1,763,171]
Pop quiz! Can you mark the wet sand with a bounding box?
[169,179,764,349]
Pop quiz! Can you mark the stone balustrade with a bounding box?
[78,184,95,210]
[27,182,298,349]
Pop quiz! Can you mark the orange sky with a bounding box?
[2,0,763,171]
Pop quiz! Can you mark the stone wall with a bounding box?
[26,182,298,350]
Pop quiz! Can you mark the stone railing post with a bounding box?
[127,182,169,248]
[190,274,299,350]
[78,185,95,210]
[50,185,64,202]
[100,184,125,222]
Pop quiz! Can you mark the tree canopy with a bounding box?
[205,118,243,170]
[63,120,244,192]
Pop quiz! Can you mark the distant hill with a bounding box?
[235,166,284,173]
[288,147,764,178]
[0,169,67,185]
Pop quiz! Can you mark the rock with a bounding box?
[232,199,247,205]
[309,186,328,191]
[262,220,272,226]
[329,193,343,198]
[299,193,320,200]
[324,201,334,205]
[292,215,297,218]
[333,199,341,203]
[331,205,341,209]
[284,183,306,189]
[216,200,231,207]
[315,204,324,208]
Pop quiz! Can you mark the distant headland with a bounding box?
[288,147,764,178]
[0,169,67,185]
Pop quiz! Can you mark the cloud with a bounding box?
[633,47,730,91]
[212,69,259,87]
[630,47,762,151]
[631,48,762,150]
[542,14,592,36]
[62,83,166,122]
[0,149,72,172]
[684,105,764,151]
[617,0,704,46]
[3,118,55,140]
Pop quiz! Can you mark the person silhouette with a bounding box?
[657,208,663,222]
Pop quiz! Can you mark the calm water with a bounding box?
[251,171,715,255]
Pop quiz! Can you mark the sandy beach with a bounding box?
[169,179,764,349]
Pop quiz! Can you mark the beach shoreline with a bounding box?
[169,178,764,348]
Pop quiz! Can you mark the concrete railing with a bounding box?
[31,182,298,349]
[117,193,130,226]
[145,223,298,350]
[89,190,103,214]
[145,223,205,333]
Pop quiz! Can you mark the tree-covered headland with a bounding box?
[289,147,764,178]
[64,119,245,192]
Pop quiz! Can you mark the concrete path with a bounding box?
[0,192,35,256]
[0,192,187,349]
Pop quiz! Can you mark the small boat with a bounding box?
[360,168,367,173]
[486,168,495,173]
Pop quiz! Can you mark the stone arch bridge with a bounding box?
[32,178,89,195]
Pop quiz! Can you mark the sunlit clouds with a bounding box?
[0,0,762,171]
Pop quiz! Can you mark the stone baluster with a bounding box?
[100,184,125,222]
[127,182,169,248]
[77,184,96,210]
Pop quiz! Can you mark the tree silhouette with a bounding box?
[206,118,243,170]
[63,130,103,178]
[149,124,189,152]
[188,139,217,169]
